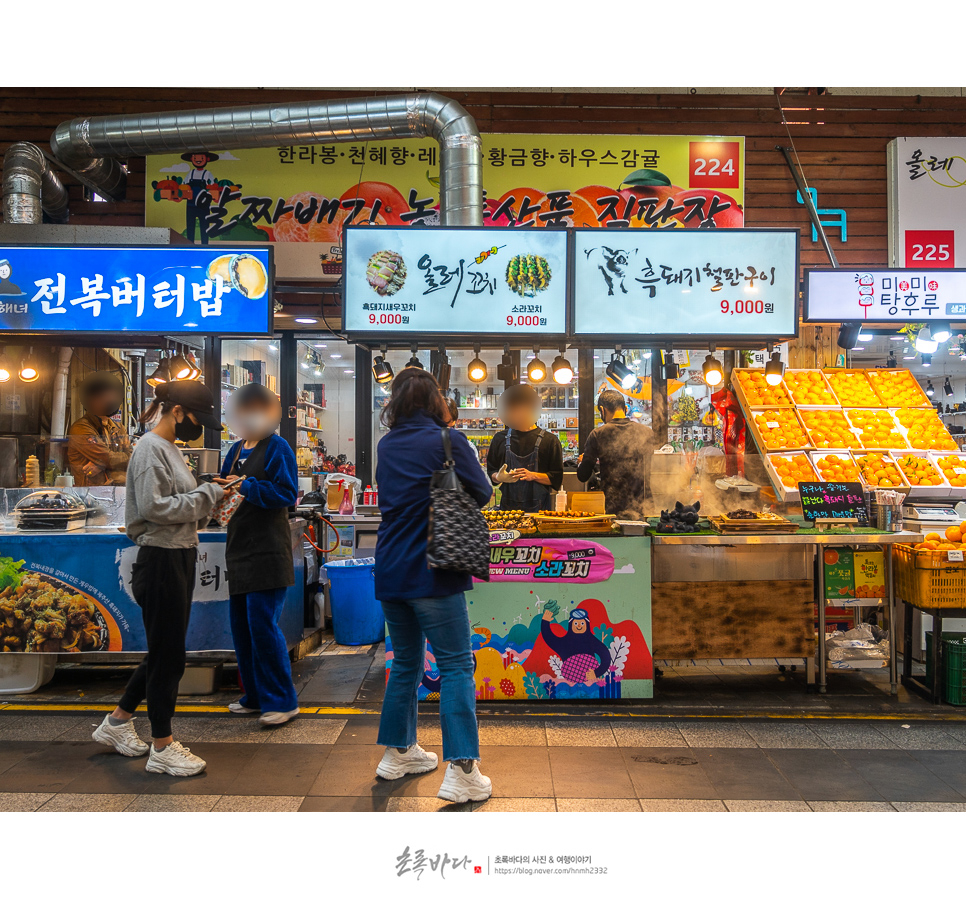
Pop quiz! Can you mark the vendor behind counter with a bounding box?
[486,384,563,512]
[67,372,131,486]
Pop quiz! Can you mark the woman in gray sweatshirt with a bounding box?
[92,380,226,777]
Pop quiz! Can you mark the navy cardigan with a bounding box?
[375,411,492,601]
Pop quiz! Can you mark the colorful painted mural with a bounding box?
[385,535,653,700]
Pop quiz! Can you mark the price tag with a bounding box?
[954,468,966,476]
[766,421,781,429]
[948,549,964,562]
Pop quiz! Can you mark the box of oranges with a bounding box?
[782,369,839,407]
[853,451,910,493]
[749,408,810,452]
[865,369,931,408]
[891,452,951,498]
[812,451,862,484]
[930,453,966,491]
[845,409,909,450]
[894,408,960,451]
[823,369,883,407]
[765,451,819,500]
[798,409,862,449]
[732,369,793,408]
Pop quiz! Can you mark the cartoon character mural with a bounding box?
[387,595,651,702]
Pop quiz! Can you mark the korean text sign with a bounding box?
[572,228,798,339]
[0,245,272,334]
[799,481,868,523]
[480,538,615,583]
[342,226,568,336]
[804,267,966,323]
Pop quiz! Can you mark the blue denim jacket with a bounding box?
[375,410,492,601]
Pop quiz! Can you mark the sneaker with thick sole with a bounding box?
[437,761,492,803]
[228,701,259,714]
[145,741,206,776]
[91,714,149,757]
[258,708,300,726]
[376,744,439,780]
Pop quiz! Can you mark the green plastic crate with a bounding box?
[944,638,966,706]
[924,631,966,688]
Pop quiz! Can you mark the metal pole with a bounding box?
[577,348,595,450]
[202,336,221,451]
[279,331,297,454]
[356,346,373,489]
[776,145,840,269]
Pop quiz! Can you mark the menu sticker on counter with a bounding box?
[799,481,869,524]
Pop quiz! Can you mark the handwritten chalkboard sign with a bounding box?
[799,481,869,524]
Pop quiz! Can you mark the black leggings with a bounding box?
[118,546,196,738]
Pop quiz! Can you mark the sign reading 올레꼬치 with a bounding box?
[888,137,966,269]
[0,245,273,335]
[342,226,568,337]
[804,267,966,323]
[144,135,744,280]
[572,228,799,340]
[799,481,869,524]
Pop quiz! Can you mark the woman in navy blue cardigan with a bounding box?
[374,368,495,804]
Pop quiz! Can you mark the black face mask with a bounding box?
[174,415,204,442]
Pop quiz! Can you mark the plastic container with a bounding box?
[924,631,966,690]
[0,655,56,694]
[943,637,966,706]
[893,542,966,608]
[323,557,383,645]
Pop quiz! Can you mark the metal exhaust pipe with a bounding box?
[2,142,70,224]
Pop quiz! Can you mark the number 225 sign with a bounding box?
[689,141,740,190]
[905,229,954,269]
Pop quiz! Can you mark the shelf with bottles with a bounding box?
[298,400,326,411]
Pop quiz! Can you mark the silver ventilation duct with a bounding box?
[50,92,483,225]
[2,142,70,224]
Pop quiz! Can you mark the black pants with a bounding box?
[118,546,196,738]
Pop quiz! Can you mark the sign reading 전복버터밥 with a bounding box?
[572,228,799,339]
[0,245,272,335]
[804,267,966,323]
[799,481,869,524]
[342,226,568,337]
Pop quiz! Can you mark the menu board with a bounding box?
[804,267,966,323]
[799,481,869,524]
[572,228,799,340]
[342,226,568,338]
[0,245,273,335]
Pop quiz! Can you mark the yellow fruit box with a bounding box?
[853,550,886,599]
[889,450,951,499]
[781,368,840,408]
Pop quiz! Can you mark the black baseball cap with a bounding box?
[154,380,222,430]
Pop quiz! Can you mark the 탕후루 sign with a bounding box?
[799,481,869,524]
[144,134,744,280]
[342,226,568,338]
[0,245,272,335]
[804,267,966,323]
[888,137,966,269]
[572,228,799,340]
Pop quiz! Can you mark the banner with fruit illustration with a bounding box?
[145,134,744,280]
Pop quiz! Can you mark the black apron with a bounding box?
[500,428,552,512]
[185,170,211,244]
[224,438,294,596]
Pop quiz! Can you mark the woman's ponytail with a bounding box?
[140,382,171,426]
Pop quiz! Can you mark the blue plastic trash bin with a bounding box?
[324,557,383,645]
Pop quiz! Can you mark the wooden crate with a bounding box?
[569,491,606,514]
[651,579,815,659]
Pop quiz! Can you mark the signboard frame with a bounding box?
[340,224,572,343]
[570,227,800,344]
[803,265,966,324]
[0,242,275,337]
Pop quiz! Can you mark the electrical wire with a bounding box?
[775,91,813,194]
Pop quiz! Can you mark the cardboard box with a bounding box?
[823,547,855,600]
[853,550,886,599]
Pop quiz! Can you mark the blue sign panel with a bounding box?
[0,245,273,334]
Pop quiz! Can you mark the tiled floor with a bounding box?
[2,711,966,812]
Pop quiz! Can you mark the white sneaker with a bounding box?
[258,708,299,726]
[228,701,259,714]
[92,714,149,757]
[437,761,492,803]
[145,741,206,776]
[376,744,439,780]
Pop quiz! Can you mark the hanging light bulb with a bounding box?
[662,350,679,381]
[702,347,724,387]
[837,323,862,349]
[372,351,394,384]
[930,321,952,344]
[0,348,10,383]
[605,351,635,389]
[467,347,488,383]
[944,377,954,397]
[551,352,574,385]
[926,379,935,396]
[916,326,939,354]
[406,347,424,369]
[146,353,171,389]
[764,351,785,387]
[183,350,201,380]
[18,347,38,382]
[168,352,192,380]
[921,352,933,367]
[526,349,547,383]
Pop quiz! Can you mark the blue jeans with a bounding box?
[378,593,479,762]
[229,588,299,714]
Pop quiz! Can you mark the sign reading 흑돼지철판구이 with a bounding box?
[571,228,799,340]
[342,226,568,337]
[0,245,273,335]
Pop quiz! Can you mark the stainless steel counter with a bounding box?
[650,531,922,546]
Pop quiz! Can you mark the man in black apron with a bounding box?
[181,151,219,244]
[486,384,563,512]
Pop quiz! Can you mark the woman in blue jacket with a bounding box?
[216,384,300,727]
[374,367,494,804]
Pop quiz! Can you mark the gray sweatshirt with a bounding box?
[125,431,224,548]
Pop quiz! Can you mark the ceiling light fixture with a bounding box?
[467,346,488,383]
[944,377,954,397]
[921,352,933,367]
[527,348,547,383]
[662,349,679,381]
[764,350,785,387]
[926,379,935,397]
[18,347,38,382]
[0,348,10,383]
[294,317,318,325]
[887,351,898,368]
[147,354,171,388]
[605,351,635,389]
[406,347,424,369]
[702,346,724,387]
[372,350,394,385]
[551,352,574,385]
[916,326,939,354]
[930,321,952,344]
[837,323,862,350]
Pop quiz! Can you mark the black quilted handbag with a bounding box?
[427,428,491,581]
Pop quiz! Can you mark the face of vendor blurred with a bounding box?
[501,402,537,432]
[88,389,122,418]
